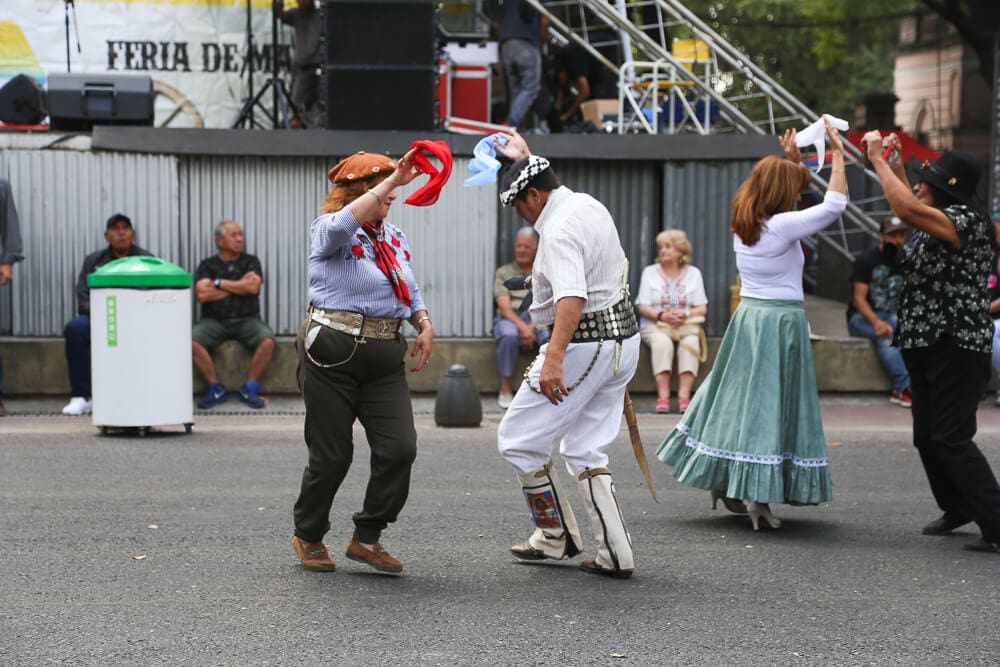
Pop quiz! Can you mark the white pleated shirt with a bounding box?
[529,186,629,327]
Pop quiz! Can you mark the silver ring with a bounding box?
[552,387,562,395]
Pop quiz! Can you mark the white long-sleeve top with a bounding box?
[735,190,848,301]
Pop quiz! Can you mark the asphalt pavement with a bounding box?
[2,394,999,665]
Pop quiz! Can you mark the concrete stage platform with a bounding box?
[2,293,953,402]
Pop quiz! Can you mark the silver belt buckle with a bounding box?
[375,319,393,338]
[347,312,363,336]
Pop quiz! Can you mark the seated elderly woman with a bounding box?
[634,229,708,413]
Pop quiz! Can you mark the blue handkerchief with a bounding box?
[464,133,509,186]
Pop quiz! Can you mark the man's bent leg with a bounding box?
[499,344,589,561]
[247,337,275,383]
[561,336,639,578]
[511,462,583,560]
[849,313,909,392]
[192,340,218,384]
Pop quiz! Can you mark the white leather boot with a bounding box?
[577,468,634,578]
[511,462,583,560]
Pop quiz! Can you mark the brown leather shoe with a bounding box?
[292,536,336,571]
[345,537,403,573]
[510,540,549,560]
[580,559,633,579]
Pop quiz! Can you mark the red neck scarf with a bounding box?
[362,222,411,307]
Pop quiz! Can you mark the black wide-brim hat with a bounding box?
[919,151,981,208]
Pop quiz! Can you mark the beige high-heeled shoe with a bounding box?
[746,501,782,530]
[710,489,749,515]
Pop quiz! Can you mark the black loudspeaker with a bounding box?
[47,74,154,131]
[0,74,48,125]
[326,65,436,130]
[326,0,436,67]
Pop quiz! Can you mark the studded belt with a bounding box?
[556,298,639,342]
[307,305,401,340]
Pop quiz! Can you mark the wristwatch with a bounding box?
[214,278,222,290]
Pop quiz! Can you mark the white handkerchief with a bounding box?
[795,113,849,172]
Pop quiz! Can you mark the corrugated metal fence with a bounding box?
[2,149,753,338]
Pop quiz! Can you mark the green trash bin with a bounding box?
[88,257,194,434]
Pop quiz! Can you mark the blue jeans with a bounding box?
[848,311,910,391]
[992,319,1000,376]
[500,38,541,128]
[493,312,549,379]
[64,314,91,398]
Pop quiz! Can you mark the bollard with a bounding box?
[434,364,483,427]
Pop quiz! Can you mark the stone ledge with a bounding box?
[1,335,895,396]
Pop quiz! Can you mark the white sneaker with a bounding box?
[62,397,92,415]
[498,393,513,409]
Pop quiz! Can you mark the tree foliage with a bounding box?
[918,0,999,82]
[683,0,918,122]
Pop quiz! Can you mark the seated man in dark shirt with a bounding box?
[62,213,152,416]
[192,220,275,409]
[846,216,911,407]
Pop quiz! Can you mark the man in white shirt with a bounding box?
[493,133,640,579]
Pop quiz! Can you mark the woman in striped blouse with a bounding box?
[291,149,433,575]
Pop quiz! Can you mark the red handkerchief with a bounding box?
[404,140,453,206]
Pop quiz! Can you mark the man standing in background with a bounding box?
[0,178,24,417]
[274,0,323,128]
[498,0,548,131]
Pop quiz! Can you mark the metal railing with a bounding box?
[527,0,894,258]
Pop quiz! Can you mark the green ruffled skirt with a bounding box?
[656,297,832,504]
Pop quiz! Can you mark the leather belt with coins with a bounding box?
[524,299,638,396]
[558,298,639,342]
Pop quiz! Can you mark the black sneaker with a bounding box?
[962,537,1000,554]
[921,513,971,535]
[196,385,228,409]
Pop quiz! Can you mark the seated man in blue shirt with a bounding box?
[192,220,275,409]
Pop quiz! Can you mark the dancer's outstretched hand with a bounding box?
[494,129,531,162]
[779,128,801,164]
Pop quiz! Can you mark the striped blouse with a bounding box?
[307,206,426,318]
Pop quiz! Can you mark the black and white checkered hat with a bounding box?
[499,155,551,206]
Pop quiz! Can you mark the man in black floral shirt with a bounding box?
[863,137,1000,556]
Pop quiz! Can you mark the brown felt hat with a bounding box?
[327,151,397,185]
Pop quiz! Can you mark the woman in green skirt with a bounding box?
[657,119,847,530]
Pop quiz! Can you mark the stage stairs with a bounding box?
[528,0,897,261]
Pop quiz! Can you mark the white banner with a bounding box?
[0,0,295,128]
